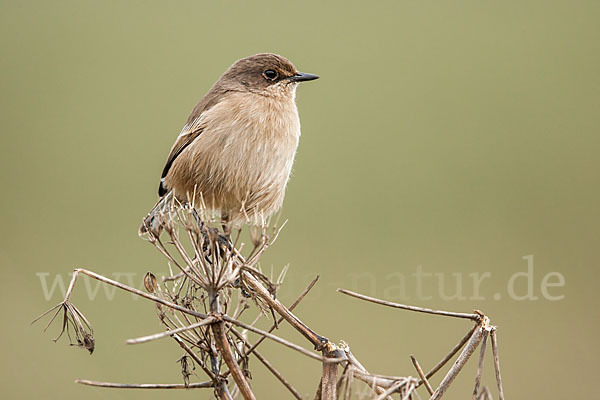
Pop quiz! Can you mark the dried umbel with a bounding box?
[34,203,506,399]
[33,300,95,354]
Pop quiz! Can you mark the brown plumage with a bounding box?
[140,53,318,233]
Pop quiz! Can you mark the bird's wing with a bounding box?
[158,123,204,196]
[157,89,227,197]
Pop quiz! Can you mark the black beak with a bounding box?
[289,72,319,82]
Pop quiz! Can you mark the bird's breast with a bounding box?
[218,92,300,176]
[174,91,301,209]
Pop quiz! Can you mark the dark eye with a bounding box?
[263,69,278,80]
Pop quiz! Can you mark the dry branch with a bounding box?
[242,275,319,359]
[222,314,323,362]
[491,328,506,400]
[337,289,481,321]
[243,271,328,350]
[321,347,345,400]
[126,316,217,345]
[229,328,304,400]
[420,324,478,385]
[76,379,213,389]
[212,316,256,400]
[410,355,434,395]
[473,330,489,399]
[430,321,488,400]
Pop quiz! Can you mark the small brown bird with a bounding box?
[140,53,318,233]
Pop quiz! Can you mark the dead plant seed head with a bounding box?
[34,201,506,399]
[144,272,158,293]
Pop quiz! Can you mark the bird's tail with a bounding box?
[138,191,175,237]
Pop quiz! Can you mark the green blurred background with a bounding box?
[1,1,598,398]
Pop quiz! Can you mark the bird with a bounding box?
[140,53,318,235]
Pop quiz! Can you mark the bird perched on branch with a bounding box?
[140,53,318,235]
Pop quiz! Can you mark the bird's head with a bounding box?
[217,53,319,98]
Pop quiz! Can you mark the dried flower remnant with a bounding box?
[34,200,506,399]
[144,272,158,293]
[32,301,95,354]
[177,355,195,387]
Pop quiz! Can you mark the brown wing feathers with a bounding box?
[158,129,203,196]
[157,87,227,197]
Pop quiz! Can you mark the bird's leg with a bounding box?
[217,231,233,252]
[191,208,207,235]
[219,215,233,250]
[190,209,233,266]
[232,277,252,298]
[191,208,216,265]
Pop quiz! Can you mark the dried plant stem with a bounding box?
[154,238,207,287]
[374,380,406,400]
[351,369,399,389]
[490,328,505,400]
[321,348,344,400]
[472,331,488,399]
[242,271,327,349]
[161,312,205,350]
[335,363,350,397]
[59,268,209,319]
[410,355,434,395]
[36,209,507,400]
[429,324,486,400]
[477,386,493,400]
[223,314,323,361]
[75,379,213,389]
[162,311,203,344]
[212,321,255,400]
[229,328,303,400]
[254,349,303,400]
[209,291,256,400]
[313,377,322,400]
[402,382,416,400]
[345,349,393,399]
[418,324,478,387]
[212,359,233,400]
[171,333,217,381]
[243,275,320,358]
[126,316,217,345]
[163,268,188,282]
[337,289,481,321]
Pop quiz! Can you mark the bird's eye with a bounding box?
[263,69,278,80]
